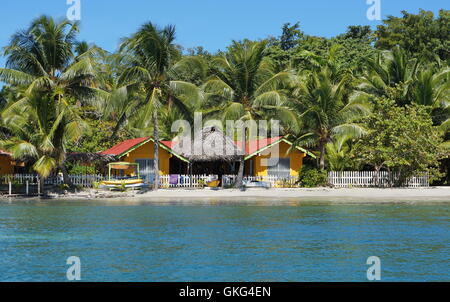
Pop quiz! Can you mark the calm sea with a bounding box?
[0,199,449,281]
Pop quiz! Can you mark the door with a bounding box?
[268,157,291,178]
[135,159,155,183]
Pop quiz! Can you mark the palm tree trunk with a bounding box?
[38,176,45,196]
[319,141,326,170]
[60,164,73,187]
[236,157,245,189]
[153,111,160,190]
[235,129,246,189]
[374,165,381,187]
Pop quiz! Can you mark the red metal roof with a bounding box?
[101,136,286,158]
[0,150,12,156]
[100,137,151,156]
[100,137,177,156]
[160,140,175,149]
[235,136,283,155]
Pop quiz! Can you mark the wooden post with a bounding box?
[26,181,29,195]
[8,181,12,196]
[189,163,193,188]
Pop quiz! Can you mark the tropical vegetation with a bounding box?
[0,9,449,187]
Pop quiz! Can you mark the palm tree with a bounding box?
[118,22,204,190]
[292,67,369,170]
[413,67,449,107]
[0,91,87,192]
[353,46,419,106]
[203,40,299,187]
[412,66,450,133]
[0,16,99,185]
[325,135,357,171]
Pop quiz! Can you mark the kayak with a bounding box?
[101,179,144,186]
[99,179,146,189]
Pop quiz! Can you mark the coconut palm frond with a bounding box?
[0,68,36,86]
[332,123,367,139]
[33,155,57,178]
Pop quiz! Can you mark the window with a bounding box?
[267,158,290,177]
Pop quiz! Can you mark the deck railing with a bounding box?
[327,171,429,188]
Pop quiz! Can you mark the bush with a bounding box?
[299,167,328,188]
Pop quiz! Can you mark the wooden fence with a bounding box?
[328,171,429,188]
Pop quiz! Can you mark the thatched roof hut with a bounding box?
[173,126,244,162]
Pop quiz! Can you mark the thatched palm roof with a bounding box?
[173,126,244,162]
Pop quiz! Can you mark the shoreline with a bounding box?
[1,187,450,204]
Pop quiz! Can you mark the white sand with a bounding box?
[68,187,450,204]
[135,187,450,198]
[5,187,449,204]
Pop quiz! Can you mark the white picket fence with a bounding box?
[1,172,429,190]
[159,174,218,188]
[0,173,298,189]
[222,175,298,188]
[0,174,104,188]
[160,174,298,188]
[328,171,429,188]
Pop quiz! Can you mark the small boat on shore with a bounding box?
[100,162,146,190]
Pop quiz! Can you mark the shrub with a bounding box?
[299,167,328,188]
[58,184,70,191]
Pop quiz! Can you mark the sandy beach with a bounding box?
[1,186,444,204]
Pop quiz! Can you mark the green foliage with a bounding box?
[331,31,376,73]
[353,99,446,185]
[0,16,97,181]
[197,179,206,188]
[291,58,370,170]
[58,183,70,191]
[375,9,450,61]
[325,136,359,171]
[280,22,303,51]
[299,166,328,188]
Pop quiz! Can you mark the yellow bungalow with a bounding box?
[0,150,26,175]
[100,137,188,181]
[243,137,314,178]
[0,150,14,175]
[100,128,314,180]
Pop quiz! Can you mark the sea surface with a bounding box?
[0,199,449,281]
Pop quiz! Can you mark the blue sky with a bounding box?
[0,0,448,67]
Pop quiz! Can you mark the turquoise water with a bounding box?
[0,199,449,282]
